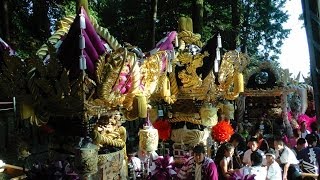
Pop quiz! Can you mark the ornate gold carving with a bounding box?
[92,111,126,148]
[140,52,164,97]
[177,52,208,88]
[179,71,215,100]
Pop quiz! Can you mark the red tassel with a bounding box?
[153,119,171,141]
[212,121,234,143]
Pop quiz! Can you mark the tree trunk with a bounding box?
[241,1,250,53]
[32,0,50,41]
[192,0,203,35]
[1,0,10,41]
[231,0,240,50]
[151,0,158,48]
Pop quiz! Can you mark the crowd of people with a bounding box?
[175,133,319,179]
[127,116,320,179]
[175,119,320,180]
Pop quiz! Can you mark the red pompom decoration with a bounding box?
[212,121,234,143]
[153,119,171,141]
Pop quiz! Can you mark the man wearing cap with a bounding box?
[265,148,282,180]
[177,144,218,180]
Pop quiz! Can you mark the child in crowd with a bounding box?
[215,143,235,180]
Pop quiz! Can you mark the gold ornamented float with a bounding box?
[0,2,252,179]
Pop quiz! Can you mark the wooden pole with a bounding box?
[192,0,203,35]
[301,0,320,123]
[231,0,240,50]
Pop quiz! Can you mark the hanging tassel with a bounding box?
[237,73,244,93]
[161,76,171,97]
[137,95,148,118]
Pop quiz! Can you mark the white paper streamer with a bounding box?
[214,59,219,73]
[217,33,222,48]
[79,14,86,29]
[79,35,85,49]
[216,47,220,61]
[79,55,87,70]
[175,35,178,47]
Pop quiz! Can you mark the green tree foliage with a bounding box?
[240,0,290,61]
[0,0,290,60]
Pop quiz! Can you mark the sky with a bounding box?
[278,1,310,81]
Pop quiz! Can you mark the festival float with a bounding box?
[0,1,253,179]
[236,59,316,140]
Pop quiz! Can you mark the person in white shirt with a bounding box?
[265,148,282,180]
[274,137,301,180]
[239,151,267,180]
[242,137,266,166]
